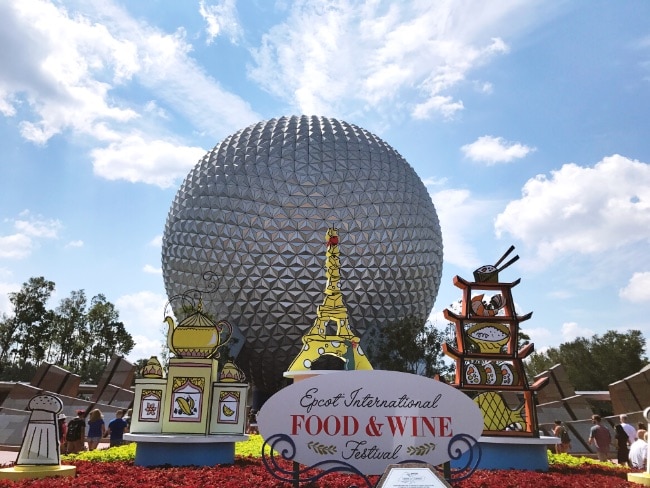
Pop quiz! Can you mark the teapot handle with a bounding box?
[217,320,233,346]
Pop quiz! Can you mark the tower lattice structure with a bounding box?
[286,227,373,373]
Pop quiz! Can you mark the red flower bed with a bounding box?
[0,458,640,487]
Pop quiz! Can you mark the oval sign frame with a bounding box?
[258,370,483,475]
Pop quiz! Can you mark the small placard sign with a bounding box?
[376,463,453,488]
[258,370,483,475]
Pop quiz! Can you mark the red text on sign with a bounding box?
[385,416,452,437]
[291,415,359,436]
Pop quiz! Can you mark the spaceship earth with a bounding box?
[162,115,443,393]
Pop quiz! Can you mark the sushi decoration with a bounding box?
[465,362,487,385]
[499,362,519,386]
[483,362,503,386]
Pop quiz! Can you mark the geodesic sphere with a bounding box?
[162,115,443,393]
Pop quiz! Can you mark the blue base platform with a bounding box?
[452,436,558,472]
[124,433,248,467]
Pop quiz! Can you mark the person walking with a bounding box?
[65,410,87,454]
[107,410,129,447]
[615,424,631,466]
[247,408,258,434]
[629,429,648,469]
[588,414,612,462]
[619,414,637,444]
[553,420,571,454]
[87,409,106,451]
[123,408,133,431]
[57,414,68,454]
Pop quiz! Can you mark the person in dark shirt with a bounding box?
[107,409,129,447]
[66,410,87,454]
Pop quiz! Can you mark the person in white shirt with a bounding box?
[620,414,637,444]
[629,429,648,470]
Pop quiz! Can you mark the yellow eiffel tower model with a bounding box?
[286,227,373,373]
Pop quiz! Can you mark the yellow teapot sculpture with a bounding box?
[165,299,233,359]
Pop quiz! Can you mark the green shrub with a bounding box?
[547,451,627,470]
[62,435,267,463]
[64,439,628,469]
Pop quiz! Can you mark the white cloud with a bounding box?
[249,2,540,120]
[0,0,259,186]
[143,264,162,275]
[561,322,594,342]
[115,290,167,361]
[547,289,573,300]
[65,240,84,248]
[143,100,168,119]
[149,235,162,247]
[0,279,20,315]
[428,186,501,268]
[475,81,493,94]
[525,326,554,346]
[0,211,62,259]
[91,135,206,188]
[199,0,243,44]
[0,0,139,144]
[14,211,62,238]
[461,135,535,164]
[619,272,650,302]
[129,334,165,363]
[495,155,650,266]
[0,234,35,259]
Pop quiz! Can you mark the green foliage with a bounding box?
[525,330,648,390]
[63,443,137,462]
[62,435,268,462]
[547,451,627,470]
[365,316,453,377]
[62,438,627,469]
[0,276,135,383]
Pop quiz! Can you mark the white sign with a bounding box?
[377,464,453,488]
[257,370,483,475]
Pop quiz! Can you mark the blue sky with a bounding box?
[1,0,650,363]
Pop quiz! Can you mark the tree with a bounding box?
[8,277,55,367]
[86,294,134,364]
[0,313,16,365]
[366,316,453,377]
[524,330,648,390]
[51,290,88,367]
[0,277,135,383]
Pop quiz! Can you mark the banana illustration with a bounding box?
[176,396,194,415]
[222,404,235,417]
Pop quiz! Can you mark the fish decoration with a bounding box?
[473,391,526,431]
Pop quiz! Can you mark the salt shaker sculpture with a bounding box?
[16,394,64,465]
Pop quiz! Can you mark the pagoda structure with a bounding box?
[443,246,547,437]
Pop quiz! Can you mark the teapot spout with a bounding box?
[165,316,176,354]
